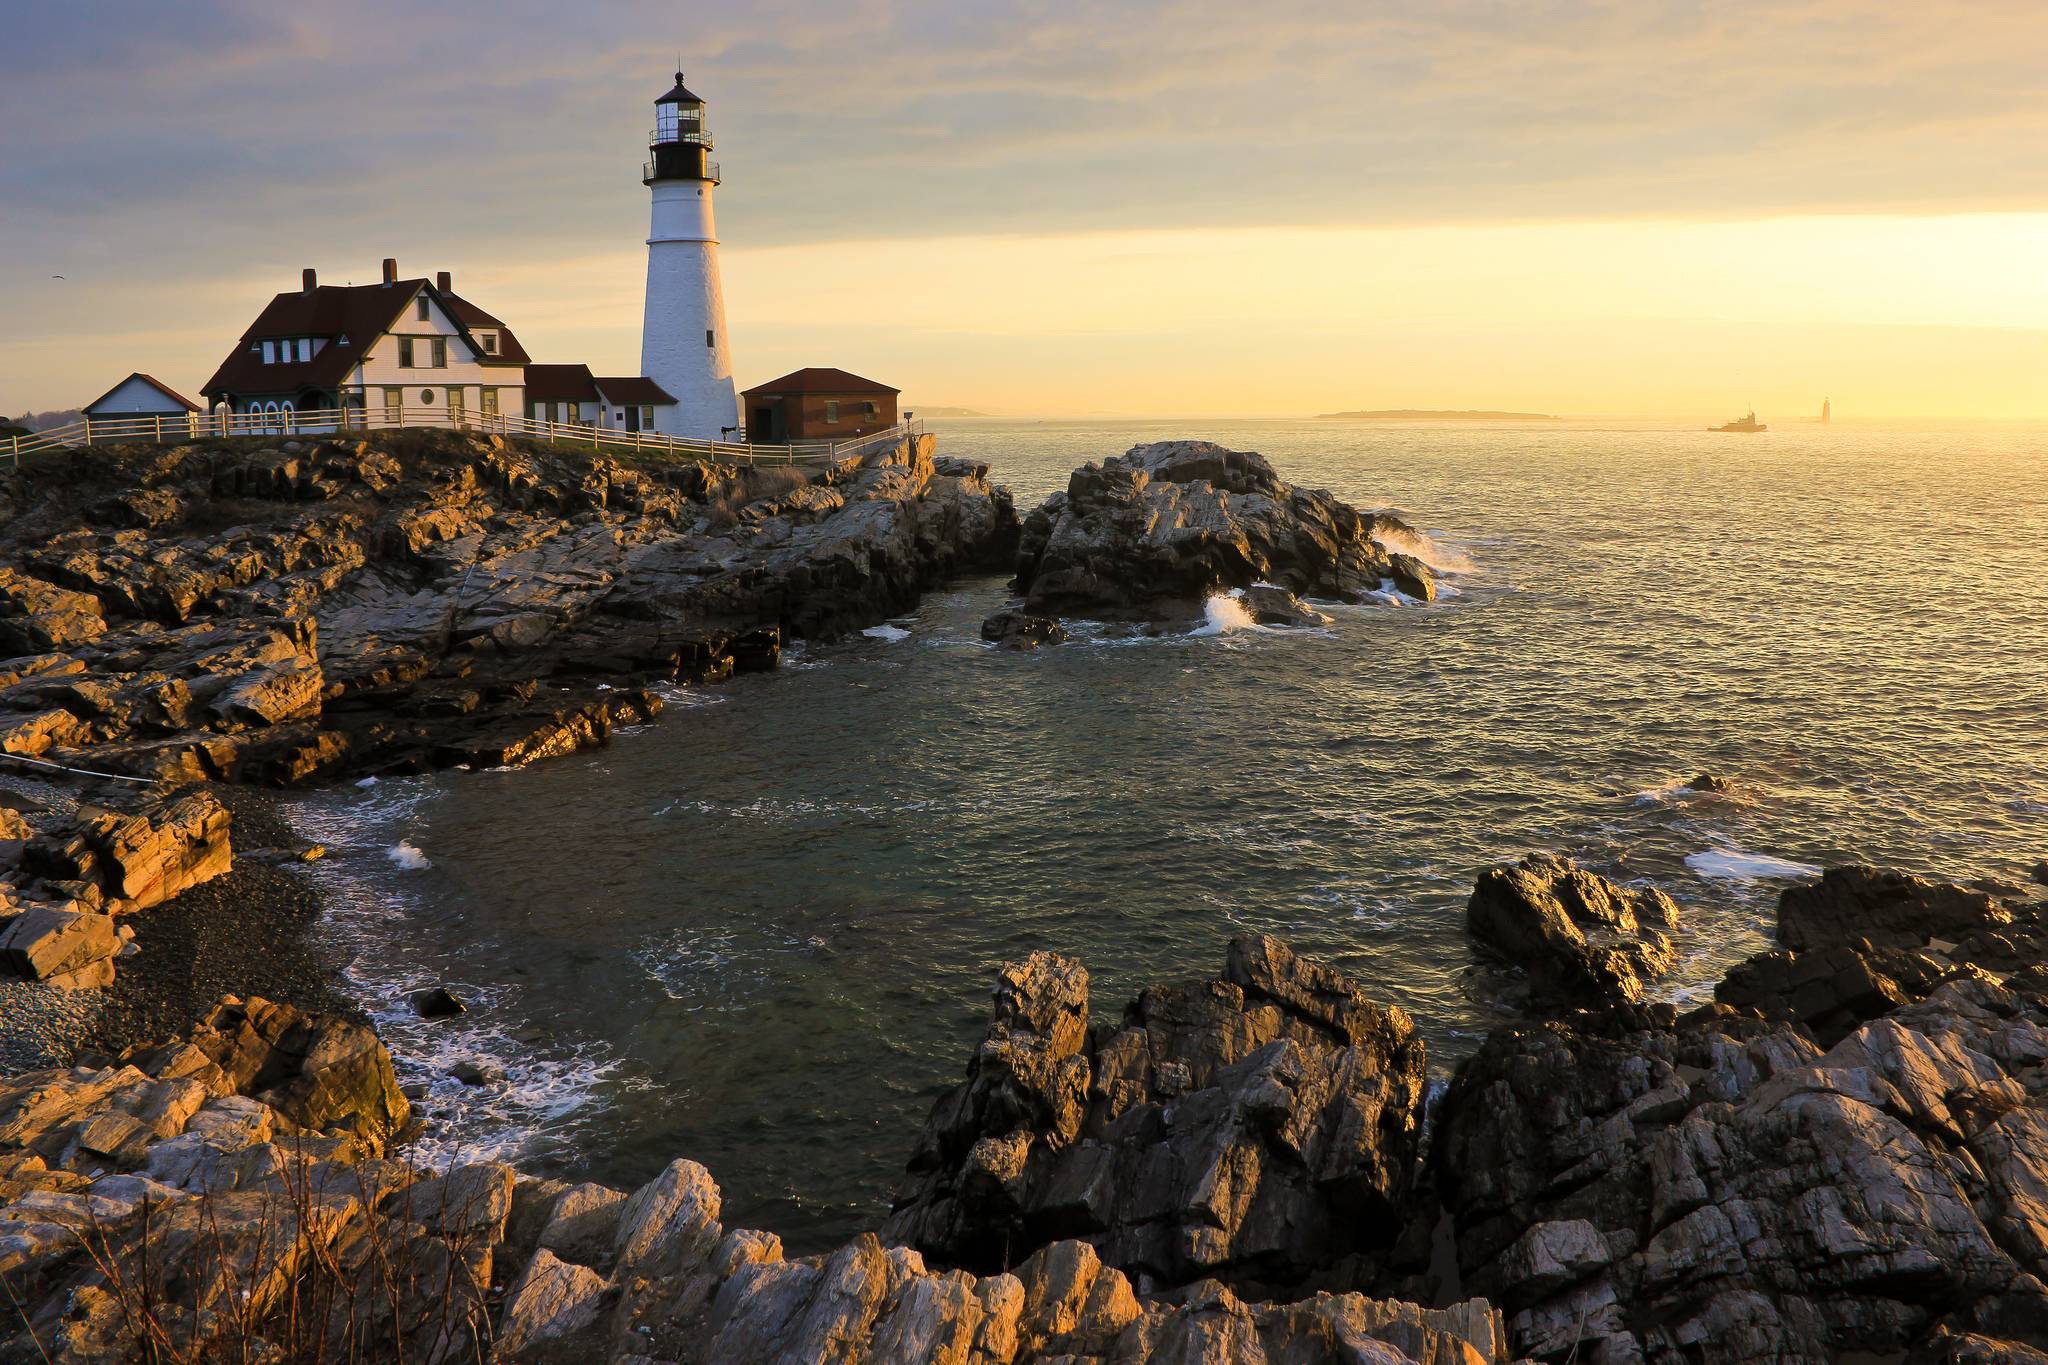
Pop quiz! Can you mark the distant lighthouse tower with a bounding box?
[640,71,738,440]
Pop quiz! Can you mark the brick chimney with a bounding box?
[436,270,451,292]
[302,267,317,293]
[381,257,398,286]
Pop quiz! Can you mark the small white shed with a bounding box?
[82,373,203,439]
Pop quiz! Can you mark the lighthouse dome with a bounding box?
[656,71,703,108]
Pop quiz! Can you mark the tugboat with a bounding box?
[1710,410,1767,432]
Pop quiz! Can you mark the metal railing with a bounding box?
[642,157,719,183]
[3,407,924,470]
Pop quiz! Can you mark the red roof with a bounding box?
[524,364,600,403]
[593,376,676,405]
[741,367,899,397]
[201,279,531,400]
[83,372,202,413]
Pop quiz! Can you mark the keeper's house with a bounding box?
[201,259,531,429]
[82,373,203,438]
[202,259,682,436]
[741,368,898,443]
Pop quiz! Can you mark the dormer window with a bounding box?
[478,332,498,355]
[261,341,276,363]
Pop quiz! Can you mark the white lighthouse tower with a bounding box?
[640,71,738,440]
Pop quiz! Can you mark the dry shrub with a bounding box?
[7,1140,507,1365]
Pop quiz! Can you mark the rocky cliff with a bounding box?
[0,430,1017,785]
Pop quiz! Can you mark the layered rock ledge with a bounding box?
[0,431,1017,785]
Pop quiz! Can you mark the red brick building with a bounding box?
[741,368,898,442]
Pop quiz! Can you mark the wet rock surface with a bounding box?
[1012,440,1425,617]
[885,935,1429,1296]
[0,429,1017,784]
[980,609,1069,650]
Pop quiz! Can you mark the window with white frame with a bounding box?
[398,337,415,368]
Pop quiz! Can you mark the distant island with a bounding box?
[913,405,993,419]
[1316,408,1559,421]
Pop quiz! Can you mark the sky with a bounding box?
[4,0,2046,418]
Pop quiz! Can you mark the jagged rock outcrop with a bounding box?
[1466,853,1682,1008]
[1715,865,2048,1047]
[0,992,1499,1365]
[1423,865,2048,1362]
[1427,975,2048,1362]
[885,936,1429,1295]
[1012,441,1426,617]
[0,430,1017,784]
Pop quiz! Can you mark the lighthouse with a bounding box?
[640,71,738,440]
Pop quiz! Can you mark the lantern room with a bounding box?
[646,72,719,184]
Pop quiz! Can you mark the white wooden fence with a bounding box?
[3,407,924,471]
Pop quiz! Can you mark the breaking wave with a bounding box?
[1685,846,1822,882]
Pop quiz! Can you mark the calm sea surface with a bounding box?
[286,417,2048,1251]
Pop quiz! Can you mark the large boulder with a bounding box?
[1013,441,1420,615]
[1466,853,1682,1007]
[0,907,119,988]
[119,995,410,1153]
[885,936,1428,1292]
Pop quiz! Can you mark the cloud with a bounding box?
[3,1,2044,410]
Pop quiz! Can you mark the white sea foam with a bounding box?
[355,776,379,788]
[1630,778,1689,805]
[862,624,911,642]
[1190,594,1259,635]
[1371,524,1480,575]
[1361,578,1419,607]
[282,787,618,1172]
[387,840,431,871]
[1685,846,1821,882]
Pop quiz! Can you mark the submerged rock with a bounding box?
[410,986,467,1019]
[981,609,1069,650]
[1013,440,1427,617]
[1466,853,1682,1008]
[885,935,1428,1294]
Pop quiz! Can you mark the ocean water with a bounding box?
[285,416,2048,1251]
